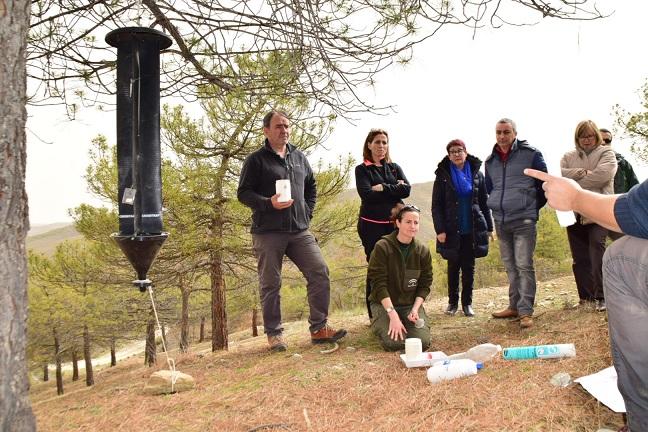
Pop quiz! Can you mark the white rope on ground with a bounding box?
[147,285,178,393]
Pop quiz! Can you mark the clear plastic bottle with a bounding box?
[426,359,483,384]
[502,343,576,360]
[447,343,502,363]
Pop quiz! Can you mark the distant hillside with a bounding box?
[28,222,71,236]
[341,181,435,243]
[27,224,81,256]
[24,181,436,256]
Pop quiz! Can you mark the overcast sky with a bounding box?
[26,0,648,226]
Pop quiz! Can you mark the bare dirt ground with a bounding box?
[30,276,624,432]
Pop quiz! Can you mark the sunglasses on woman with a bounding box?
[397,203,420,218]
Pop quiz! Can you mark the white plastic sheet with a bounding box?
[575,366,626,413]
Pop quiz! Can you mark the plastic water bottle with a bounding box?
[426,359,483,384]
[447,343,502,363]
[502,343,576,360]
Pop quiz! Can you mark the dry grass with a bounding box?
[31,276,623,432]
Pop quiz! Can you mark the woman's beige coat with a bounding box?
[561,143,617,224]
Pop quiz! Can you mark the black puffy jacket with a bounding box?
[431,155,493,261]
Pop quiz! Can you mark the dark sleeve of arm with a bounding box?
[431,178,446,234]
[237,155,273,211]
[355,165,386,204]
[478,172,494,232]
[626,161,640,189]
[415,246,433,300]
[614,180,648,239]
[382,163,411,198]
[485,165,493,195]
[532,152,548,209]
[367,242,390,301]
[304,158,317,218]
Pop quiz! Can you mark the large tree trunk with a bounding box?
[83,325,94,386]
[71,348,79,381]
[110,337,117,367]
[43,364,49,382]
[199,316,205,343]
[53,329,64,396]
[0,2,37,430]
[211,253,228,351]
[179,286,190,353]
[145,318,157,367]
[252,307,259,337]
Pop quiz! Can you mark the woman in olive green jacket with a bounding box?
[367,204,433,351]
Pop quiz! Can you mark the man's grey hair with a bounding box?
[497,118,517,133]
[263,110,290,128]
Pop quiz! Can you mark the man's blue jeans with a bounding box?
[603,236,648,431]
[495,218,537,316]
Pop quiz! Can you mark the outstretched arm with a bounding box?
[524,169,620,232]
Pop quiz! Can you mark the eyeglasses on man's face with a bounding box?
[603,138,612,144]
[448,149,465,155]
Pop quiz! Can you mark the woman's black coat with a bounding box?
[431,154,494,261]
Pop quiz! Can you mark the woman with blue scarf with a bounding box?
[432,139,493,316]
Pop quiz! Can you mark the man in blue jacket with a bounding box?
[525,168,648,432]
[237,110,347,352]
[485,118,547,328]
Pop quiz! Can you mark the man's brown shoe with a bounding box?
[492,308,518,319]
[267,334,288,352]
[519,315,533,328]
[311,325,347,344]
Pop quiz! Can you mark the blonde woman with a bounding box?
[561,120,617,311]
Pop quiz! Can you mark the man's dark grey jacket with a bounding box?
[485,139,548,224]
[237,140,316,234]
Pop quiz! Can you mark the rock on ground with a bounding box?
[143,370,195,395]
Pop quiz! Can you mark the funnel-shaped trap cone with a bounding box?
[112,233,168,285]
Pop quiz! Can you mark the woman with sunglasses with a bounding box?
[355,129,411,318]
[432,139,493,317]
[367,204,432,351]
[560,120,617,312]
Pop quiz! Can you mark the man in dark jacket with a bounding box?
[237,110,346,352]
[599,129,639,194]
[485,118,547,328]
[525,168,648,432]
[600,128,639,243]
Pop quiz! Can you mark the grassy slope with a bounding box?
[27,224,81,256]
[30,276,624,432]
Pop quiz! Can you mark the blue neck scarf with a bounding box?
[450,161,473,197]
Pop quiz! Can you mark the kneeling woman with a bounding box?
[367,204,432,351]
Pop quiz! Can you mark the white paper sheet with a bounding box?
[574,366,626,413]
